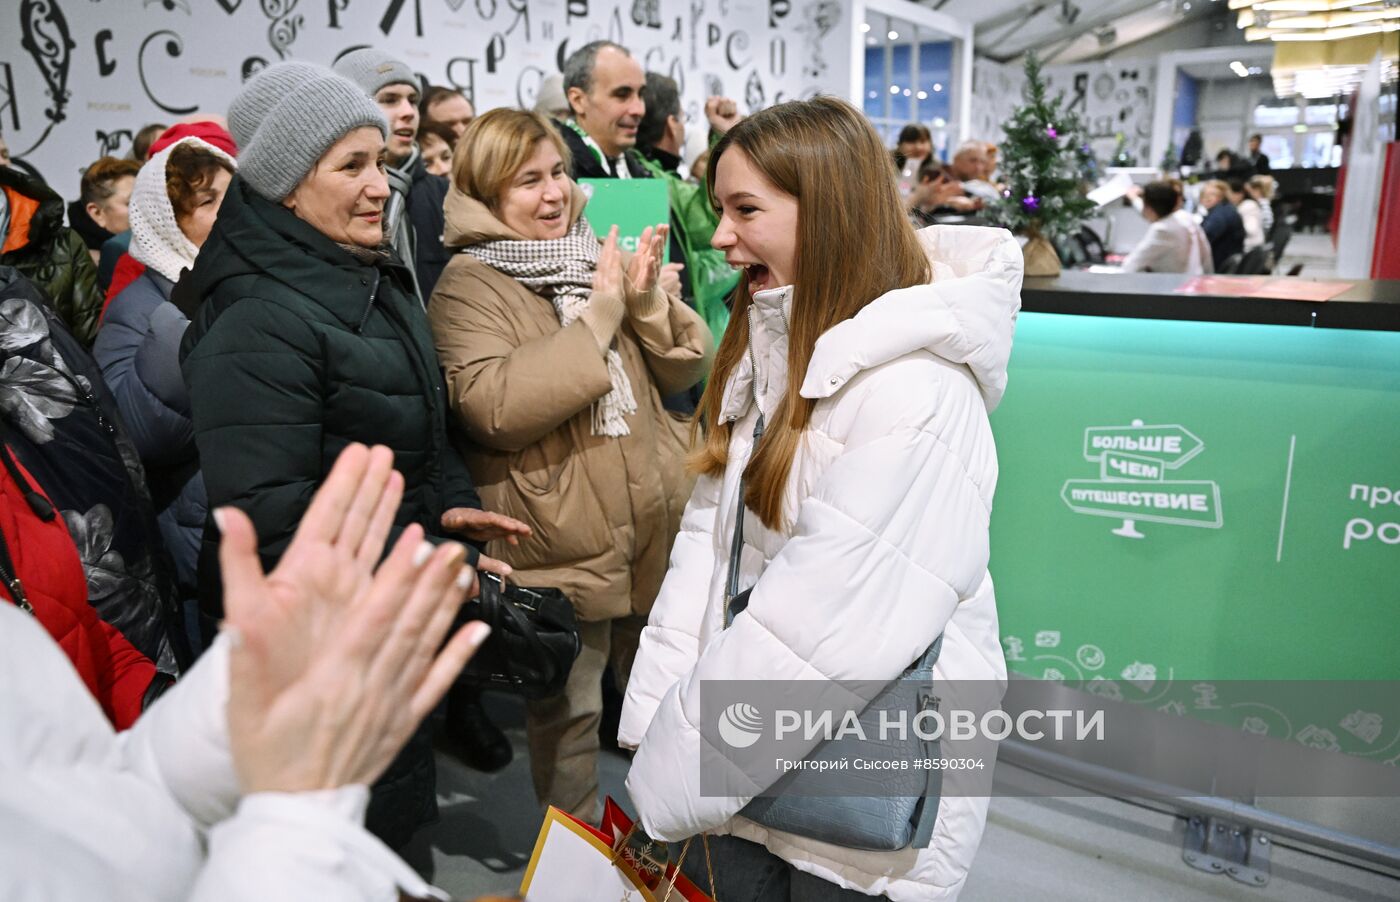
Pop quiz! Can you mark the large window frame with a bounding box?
[849,0,973,152]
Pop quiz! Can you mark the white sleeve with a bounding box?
[191,787,448,902]
[626,367,995,841]
[118,634,241,828]
[618,472,722,749]
[1121,222,1173,273]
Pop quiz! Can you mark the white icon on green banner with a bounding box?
[1061,418,1223,538]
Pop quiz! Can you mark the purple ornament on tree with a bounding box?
[1022,195,1040,211]
[1046,125,1058,139]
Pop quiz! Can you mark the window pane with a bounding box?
[1253,105,1298,128]
[1304,104,1337,126]
[1301,131,1335,168]
[1261,133,1293,169]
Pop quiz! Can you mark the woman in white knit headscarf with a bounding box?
[93,136,236,636]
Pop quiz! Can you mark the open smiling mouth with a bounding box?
[744,264,771,290]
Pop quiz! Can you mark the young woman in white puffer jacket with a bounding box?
[617,97,1023,901]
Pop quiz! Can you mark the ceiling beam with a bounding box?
[978,0,1165,63]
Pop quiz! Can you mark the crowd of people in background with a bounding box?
[880,116,1288,278]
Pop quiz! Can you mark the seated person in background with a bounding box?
[1247,174,1275,235]
[907,158,983,227]
[892,123,932,197]
[951,139,1002,202]
[1214,148,1253,179]
[418,120,456,178]
[892,123,932,173]
[1122,180,1212,274]
[1199,179,1245,272]
[1228,177,1266,251]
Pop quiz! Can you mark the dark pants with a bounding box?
[678,834,887,901]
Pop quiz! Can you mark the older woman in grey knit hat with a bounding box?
[177,61,530,850]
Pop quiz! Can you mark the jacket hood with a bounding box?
[441,179,590,249]
[800,225,1023,413]
[0,165,63,252]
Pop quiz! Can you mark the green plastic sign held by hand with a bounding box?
[577,178,671,263]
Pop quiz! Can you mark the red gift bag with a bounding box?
[519,797,716,902]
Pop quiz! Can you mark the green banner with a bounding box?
[578,178,671,262]
[989,313,1400,686]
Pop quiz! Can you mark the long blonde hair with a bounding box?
[694,97,931,530]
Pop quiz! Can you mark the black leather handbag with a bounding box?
[457,572,581,700]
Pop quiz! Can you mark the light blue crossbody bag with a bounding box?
[722,413,943,851]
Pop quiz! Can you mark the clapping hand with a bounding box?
[220,444,490,795]
[623,223,670,314]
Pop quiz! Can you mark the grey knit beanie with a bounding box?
[333,49,417,98]
[231,62,388,202]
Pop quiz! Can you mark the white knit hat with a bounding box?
[129,136,237,282]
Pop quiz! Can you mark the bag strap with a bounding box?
[479,572,557,684]
[723,412,765,625]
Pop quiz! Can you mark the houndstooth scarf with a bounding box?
[461,217,636,436]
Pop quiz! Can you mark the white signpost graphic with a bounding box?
[1062,419,1223,539]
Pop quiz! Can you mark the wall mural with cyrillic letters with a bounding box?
[1,0,848,197]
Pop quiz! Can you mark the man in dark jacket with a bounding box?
[334,49,451,301]
[0,165,104,346]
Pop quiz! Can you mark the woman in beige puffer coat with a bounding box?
[428,108,714,821]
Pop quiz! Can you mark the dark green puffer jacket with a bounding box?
[180,175,481,605]
[178,175,481,847]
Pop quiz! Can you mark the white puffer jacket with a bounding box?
[619,225,1022,901]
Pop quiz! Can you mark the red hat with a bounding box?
[148,121,238,159]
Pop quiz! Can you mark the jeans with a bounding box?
[678,834,887,901]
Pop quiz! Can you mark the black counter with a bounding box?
[1022,271,1400,332]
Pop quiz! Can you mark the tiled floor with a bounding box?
[405,694,1400,900]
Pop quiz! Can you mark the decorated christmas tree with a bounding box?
[989,53,1098,276]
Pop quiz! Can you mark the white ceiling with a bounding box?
[896,0,1240,63]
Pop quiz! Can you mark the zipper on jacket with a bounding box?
[723,410,765,629]
[356,270,381,334]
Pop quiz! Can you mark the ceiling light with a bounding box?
[903,88,912,96]
[861,22,871,33]
[917,90,928,99]
[890,85,900,94]
[889,30,899,40]
[933,82,943,91]
[1231,1,1400,42]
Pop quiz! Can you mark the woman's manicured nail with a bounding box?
[413,541,433,567]
[213,508,228,534]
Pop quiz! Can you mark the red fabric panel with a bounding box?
[0,450,156,728]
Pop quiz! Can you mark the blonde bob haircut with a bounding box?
[452,107,572,210]
[696,96,931,531]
